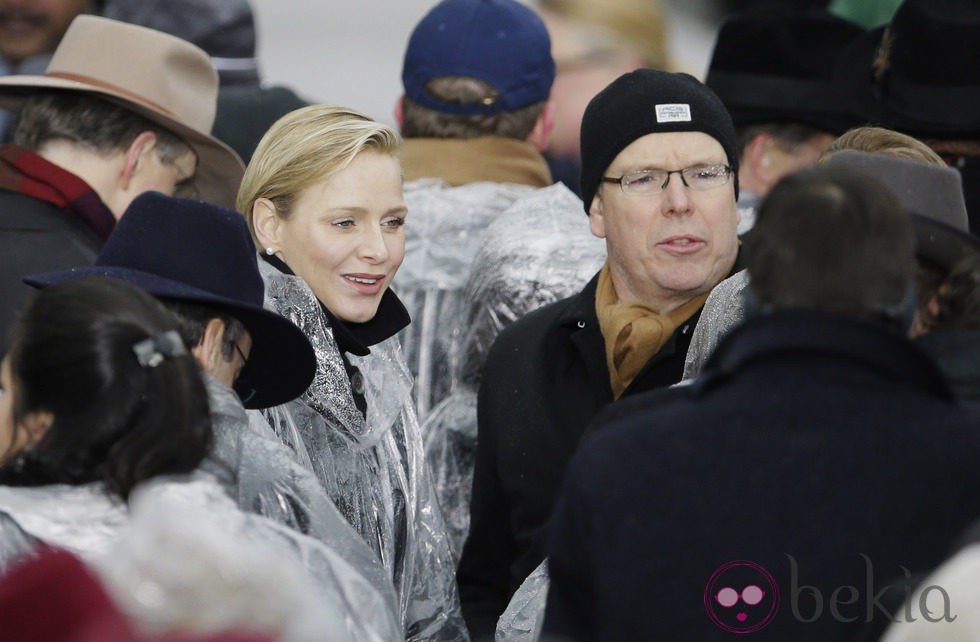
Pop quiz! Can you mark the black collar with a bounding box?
[261,254,410,356]
[697,309,953,401]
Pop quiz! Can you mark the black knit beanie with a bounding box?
[579,68,739,213]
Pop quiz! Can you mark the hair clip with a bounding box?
[132,330,187,368]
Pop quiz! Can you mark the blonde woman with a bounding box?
[237,104,467,641]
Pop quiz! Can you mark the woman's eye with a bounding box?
[382,217,406,229]
[332,219,355,229]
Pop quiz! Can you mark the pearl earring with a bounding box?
[265,247,276,256]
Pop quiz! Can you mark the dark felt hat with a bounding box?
[822,150,980,269]
[24,191,316,410]
[836,0,980,137]
[705,7,866,135]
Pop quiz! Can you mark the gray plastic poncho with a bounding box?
[396,179,541,422]
[258,259,468,641]
[496,560,550,642]
[422,184,607,560]
[0,474,402,641]
[199,374,399,619]
[682,269,750,381]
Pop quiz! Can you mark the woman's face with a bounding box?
[271,151,407,323]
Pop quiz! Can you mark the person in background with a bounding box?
[393,0,564,421]
[839,0,980,229]
[0,0,99,140]
[704,6,866,233]
[531,0,672,197]
[0,15,244,350]
[239,103,467,641]
[100,0,309,164]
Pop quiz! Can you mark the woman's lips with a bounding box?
[343,273,386,295]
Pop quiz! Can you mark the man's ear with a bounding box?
[526,100,556,152]
[251,198,281,252]
[192,318,227,374]
[741,132,777,195]
[120,131,159,190]
[394,96,405,132]
[588,191,606,239]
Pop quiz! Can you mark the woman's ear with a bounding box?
[251,198,281,252]
[19,410,54,449]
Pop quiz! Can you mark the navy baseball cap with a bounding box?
[401,0,555,116]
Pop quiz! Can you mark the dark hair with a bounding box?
[745,164,916,324]
[13,90,192,165]
[163,300,247,364]
[0,278,212,501]
[401,76,545,140]
[932,253,980,332]
[736,122,830,159]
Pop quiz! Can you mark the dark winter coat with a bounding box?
[0,191,102,349]
[457,272,701,639]
[544,310,980,642]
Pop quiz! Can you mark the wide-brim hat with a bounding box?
[0,15,245,208]
[834,0,980,137]
[705,7,867,135]
[821,150,980,269]
[24,191,316,410]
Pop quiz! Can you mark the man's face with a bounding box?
[589,131,740,312]
[0,0,88,64]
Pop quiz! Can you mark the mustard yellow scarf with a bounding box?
[595,264,709,399]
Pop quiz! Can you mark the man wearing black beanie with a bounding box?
[458,67,741,637]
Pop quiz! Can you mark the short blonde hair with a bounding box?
[821,126,945,165]
[236,104,401,243]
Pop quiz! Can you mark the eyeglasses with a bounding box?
[715,585,765,608]
[229,340,256,405]
[601,164,733,195]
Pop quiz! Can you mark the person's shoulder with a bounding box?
[487,288,585,354]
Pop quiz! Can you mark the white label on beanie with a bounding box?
[656,104,692,123]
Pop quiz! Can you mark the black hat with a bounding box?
[705,7,866,135]
[836,0,980,137]
[821,150,980,269]
[101,0,259,86]
[25,192,316,410]
[579,68,739,213]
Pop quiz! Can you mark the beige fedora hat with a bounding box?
[0,15,244,208]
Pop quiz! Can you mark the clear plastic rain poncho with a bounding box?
[495,560,550,642]
[198,373,399,621]
[258,259,468,642]
[396,178,541,422]
[0,473,403,641]
[681,269,750,381]
[422,183,607,560]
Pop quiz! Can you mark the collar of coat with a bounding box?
[400,137,553,187]
[696,309,954,401]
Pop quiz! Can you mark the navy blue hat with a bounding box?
[401,0,555,116]
[24,191,316,410]
[580,69,739,213]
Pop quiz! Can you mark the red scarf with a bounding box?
[0,144,115,241]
